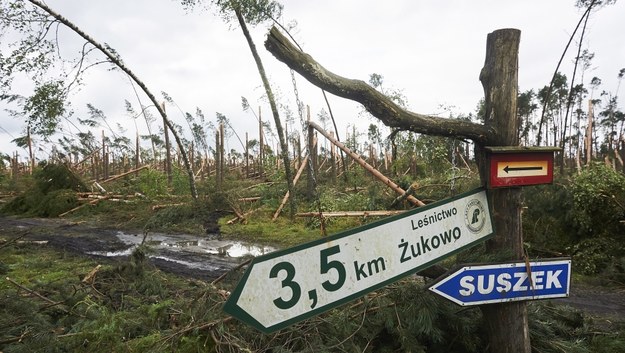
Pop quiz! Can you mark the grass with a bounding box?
[2,165,625,352]
[0,241,222,353]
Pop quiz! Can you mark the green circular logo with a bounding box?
[465,199,486,233]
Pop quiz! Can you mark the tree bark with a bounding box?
[27,0,198,200]
[264,27,494,144]
[478,29,530,353]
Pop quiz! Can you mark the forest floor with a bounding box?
[1,215,624,323]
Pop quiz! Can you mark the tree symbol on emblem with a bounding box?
[471,209,481,225]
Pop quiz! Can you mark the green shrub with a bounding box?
[523,182,576,250]
[570,164,625,238]
[34,189,79,217]
[34,163,87,194]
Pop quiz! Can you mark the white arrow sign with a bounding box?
[224,188,493,333]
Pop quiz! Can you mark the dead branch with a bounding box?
[59,195,110,217]
[0,231,28,250]
[82,264,102,284]
[5,277,71,315]
[211,258,252,285]
[296,211,406,218]
[98,165,149,184]
[265,26,494,144]
[226,208,259,225]
[390,183,418,208]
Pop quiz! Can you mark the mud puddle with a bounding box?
[89,231,274,258]
[88,231,275,274]
[0,216,275,280]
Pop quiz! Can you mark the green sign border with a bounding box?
[223,187,494,333]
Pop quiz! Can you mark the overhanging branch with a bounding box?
[265,26,495,144]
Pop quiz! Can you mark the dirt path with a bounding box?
[0,216,270,281]
[1,215,624,319]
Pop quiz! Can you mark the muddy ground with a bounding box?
[0,215,272,282]
[1,215,624,322]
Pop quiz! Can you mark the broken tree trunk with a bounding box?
[273,145,314,221]
[265,27,494,144]
[296,210,405,218]
[478,28,530,353]
[308,121,425,207]
[99,165,149,184]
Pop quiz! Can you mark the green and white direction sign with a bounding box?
[223,188,494,333]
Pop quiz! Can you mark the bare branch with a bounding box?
[264,26,495,144]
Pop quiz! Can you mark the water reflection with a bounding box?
[88,231,275,259]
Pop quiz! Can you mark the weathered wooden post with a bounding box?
[478,28,530,353]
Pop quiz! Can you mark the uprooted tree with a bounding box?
[265,26,530,353]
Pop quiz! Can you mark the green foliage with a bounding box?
[133,167,190,197]
[34,188,79,217]
[34,163,88,194]
[524,165,625,277]
[529,303,588,353]
[21,80,68,139]
[144,202,212,234]
[569,238,615,275]
[523,182,575,250]
[570,164,625,238]
[1,163,86,216]
[180,0,283,26]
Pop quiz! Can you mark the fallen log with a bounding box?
[59,196,110,217]
[296,210,406,218]
[98,165,150,184]
[238,197,261,202]
[152,203,185,211]
[226,208,258,225]
[308,121,425,207]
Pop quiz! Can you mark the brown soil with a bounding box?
[0,215,250,281]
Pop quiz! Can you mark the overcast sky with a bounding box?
[1,0,624,158]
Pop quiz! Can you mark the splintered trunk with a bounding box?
[478,29,530,353]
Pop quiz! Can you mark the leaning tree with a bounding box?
[0,0,199,199]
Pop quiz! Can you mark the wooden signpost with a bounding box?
[261,26,561,353]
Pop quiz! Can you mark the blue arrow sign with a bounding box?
[428,259,571,306]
